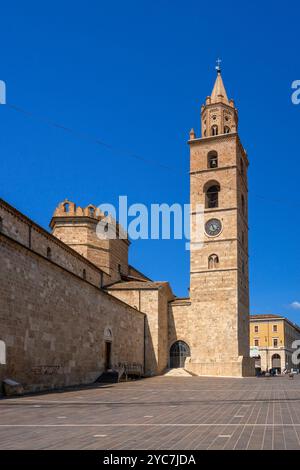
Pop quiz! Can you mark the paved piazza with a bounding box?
[1,375,300,450]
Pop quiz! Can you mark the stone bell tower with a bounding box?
[187,63,254,376]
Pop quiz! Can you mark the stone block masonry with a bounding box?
[0,201,145,392]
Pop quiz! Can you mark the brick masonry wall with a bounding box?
[0,233,145,392]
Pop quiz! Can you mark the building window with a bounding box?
[208,254,219,269]
[205,183,220,208]
[211,125,218,136]
[224,126,230,134]
[47,247,52,260]
[207,151,218,169]
[254,339,259,347]
[83,269,86,280]
[273,325,278,333]
[64,202,70,213]
[242,231,245,246]
[0,217,2,232]
[254,325,259,333]
[273,338,278,348]
[241,194,245,215]
[242,259,245,275]
[241,158,244,176]
[89,206,95,217]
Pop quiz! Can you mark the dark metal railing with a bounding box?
[114,362,143,381]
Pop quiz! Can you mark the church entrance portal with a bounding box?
[169,341,190,368]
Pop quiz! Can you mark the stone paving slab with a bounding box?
[1,375,300,449]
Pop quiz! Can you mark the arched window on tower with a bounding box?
[240,158,244,176]
[224,126,230,134]
[89,206,95,217]
[242,259,245,275]
[64,202,70,213]
[208,254,219,269]
[211,125,218,136]
[205,183,220,208]
[207,151,218,169]
[47,247,52,260]
[241,194,245,215]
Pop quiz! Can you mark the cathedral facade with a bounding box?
[0,70,254,393]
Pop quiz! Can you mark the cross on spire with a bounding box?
[215,58,222,74]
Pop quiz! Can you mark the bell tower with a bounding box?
[188,63,254,377]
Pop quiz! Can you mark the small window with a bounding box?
[47,247,52,260]
[273,338,278,348]
[242,231,245,246]
[254,339,259,347]
[242,259,245,274]
[241,194,245,215]
[89,206,95,217]
[0,217,2,232]
[64,202,70,213]
[273,325,278,333]
[208,254,219,269]
[224,126,230,134]
[254,325,259,333]
[118,264,121,274]
[240,158,244,176]
[208,151,218,169]
[211,125,218,136]
[83,269,86,280]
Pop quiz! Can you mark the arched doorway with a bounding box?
[104,327,113,371]
[255,355,261,370]
[169,341,190,368]
[272,354,281,373]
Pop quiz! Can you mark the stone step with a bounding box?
[163,368,193,377]
[95,370,119,383]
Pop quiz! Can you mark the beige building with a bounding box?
[250,314,300,373]
[0,68,255,393]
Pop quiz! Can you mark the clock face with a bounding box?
[205,218,222,237]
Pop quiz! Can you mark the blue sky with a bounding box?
[0,1,299,321]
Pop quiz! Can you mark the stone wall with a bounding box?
[168,299,192,349]
[0,198,110,287]
[106,282,173,375]
[0,214,145,392]
[50,200,130,283]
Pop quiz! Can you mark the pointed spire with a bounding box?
[189,128,196,140]
[210,59,229,104]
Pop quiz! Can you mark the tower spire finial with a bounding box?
[215,58,222,74]
[210,59,229,104]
